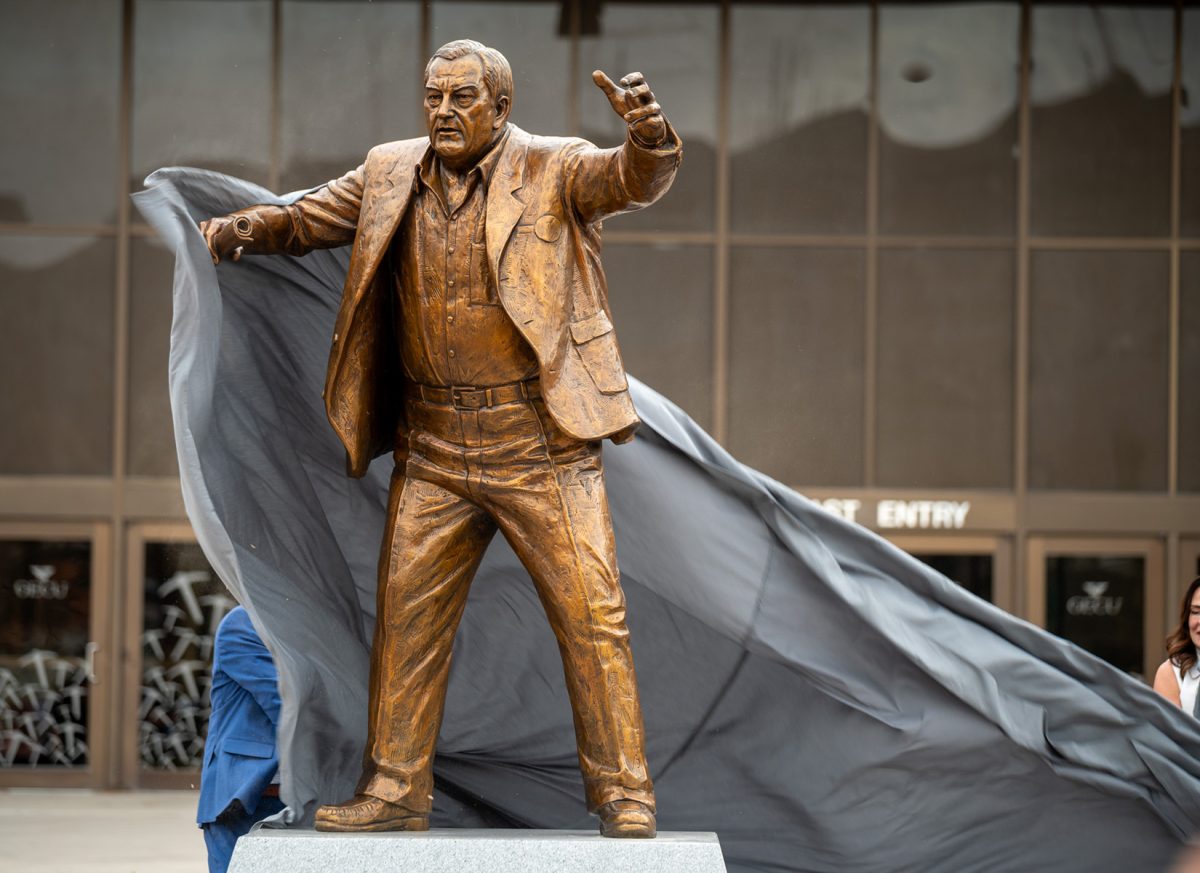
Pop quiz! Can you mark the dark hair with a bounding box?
[1166,577,1200,678]
[426,39,513,108]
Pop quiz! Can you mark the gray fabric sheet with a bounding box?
[134,168,1200,873]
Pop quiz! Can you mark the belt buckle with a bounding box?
[450,385,484,409]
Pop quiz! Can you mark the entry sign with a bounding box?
[876,500,970,530]
[818,498,971,531]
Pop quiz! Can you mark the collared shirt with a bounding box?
[392,127,538,388]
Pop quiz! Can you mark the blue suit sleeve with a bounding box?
[215,610,282,727]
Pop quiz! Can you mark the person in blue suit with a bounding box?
[197,605,284,873]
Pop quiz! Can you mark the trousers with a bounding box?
[202,796,285,873]
[358,388,655,814]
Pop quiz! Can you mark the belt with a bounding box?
[412,379,541,410]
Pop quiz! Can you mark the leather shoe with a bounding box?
[314,795,429,832]
[597,799,656,838]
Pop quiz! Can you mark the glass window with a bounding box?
[878,3,1018,236]
[0,0,121,225]
[1046,555,1144,677]
[0,237,114,475]
[1029,251,1168,491]
[876,249,1014,488]
[0,540,93,768]
[129,236,178,477]
[729,247,865,486]
[1182,9,1200,238]
[1030,6,1172,237]
[730,4,869,236]
[140,541,229,771]
[602,243,713,431]
[280,1,423,194]
[578,2,718,233]
[913,553,993,602]
[1181,253,1200,492]
[132,0,272,190]
[431,1,570,139]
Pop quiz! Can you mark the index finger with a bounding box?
[592,69,620,97]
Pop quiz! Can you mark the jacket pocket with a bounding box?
[570,310,628,395]
[224,737,275,758]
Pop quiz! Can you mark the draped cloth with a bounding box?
[134,168,1200,873]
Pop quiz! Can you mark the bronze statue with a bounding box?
[199,39,680,839]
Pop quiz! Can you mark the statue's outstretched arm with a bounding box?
[566,70,683,225]
[199,164,366,265]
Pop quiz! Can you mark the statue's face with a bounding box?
[424,54,508,170]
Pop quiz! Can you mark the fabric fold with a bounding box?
[134,167,1200,873]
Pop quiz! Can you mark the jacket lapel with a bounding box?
[486,128,528,282]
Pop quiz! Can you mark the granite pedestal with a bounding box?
[227,828,728,873]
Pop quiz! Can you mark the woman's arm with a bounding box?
[1152,659,1182,708]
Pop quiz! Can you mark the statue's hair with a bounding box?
[426,39,513,107]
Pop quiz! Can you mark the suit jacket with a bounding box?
[197,606,281,825]
[230,123,682,477]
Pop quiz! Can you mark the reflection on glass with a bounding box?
[878,4,1018,235]
[0,0,121,225]
[129,236,178,477]
[1181,253,1200,493]
[730,5,869,235]
[729,247,865,486]
[0,540,92,768]
[1181,10,1200,237]
[140,542,230,771]
[280,0,422,193]
[579,3,718,232]
[431,1,569,138]
[0,237,115,475]
[876,249,1014,488]
[914,554,993,602]
[1029,251,1168,491]
[1030,6,1172,236]
[603,243,713,430]
[132,0,272,188]
[1046,555,1144,677]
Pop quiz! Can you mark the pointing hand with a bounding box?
[592,70,667,146]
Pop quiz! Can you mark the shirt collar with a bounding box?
[416,124,511,193]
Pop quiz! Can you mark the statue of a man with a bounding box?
[199,39,680,838]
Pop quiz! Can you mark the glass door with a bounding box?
[0,522,112,787]
[1026,537,1165,682]
[887,535,1015,614]
[122,523,229,788]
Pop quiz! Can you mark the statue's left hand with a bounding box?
[592,70,667,146]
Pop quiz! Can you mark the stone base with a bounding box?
[228,828,728,873]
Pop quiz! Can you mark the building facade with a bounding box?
[0,0,1197,789]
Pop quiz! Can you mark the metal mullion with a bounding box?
[603,230,716,245]
[420,0,431,133]
[1169,1,1183,498]
[877,235,1015,250]
[709,0,731,446]
[269,0,282,193]
[1014,0,1032,619]
[107,0,136,790]
[864,2,880,487]
[1028,237,1172,251]
[567,0,580,138]
[0,224,120,237]
[1166,1,1184,614]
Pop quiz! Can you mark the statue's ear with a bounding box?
[494,94,512,128]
